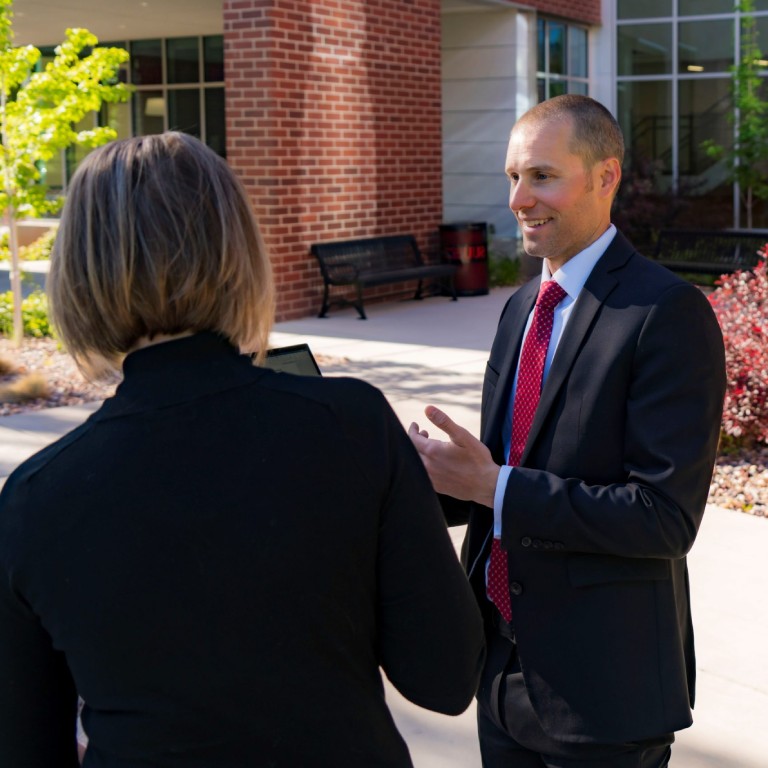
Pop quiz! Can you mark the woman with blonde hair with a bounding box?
[0,132,484,766]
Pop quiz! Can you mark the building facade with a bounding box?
[14,0,768,319]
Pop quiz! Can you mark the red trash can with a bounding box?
[439,222,489,296]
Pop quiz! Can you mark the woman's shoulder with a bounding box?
[256,371,400,452]
[259,369,388,411]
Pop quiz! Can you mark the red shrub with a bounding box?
[709,244,768,447]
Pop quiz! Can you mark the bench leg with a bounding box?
[318,283,331,318]
[354,283,367,320]
[413,277,457,301]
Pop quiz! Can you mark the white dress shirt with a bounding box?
[491,224,617,536]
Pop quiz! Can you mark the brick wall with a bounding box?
[518,0,601,26]
[223,0,444,321]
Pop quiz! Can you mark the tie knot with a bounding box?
[537,280,567,311]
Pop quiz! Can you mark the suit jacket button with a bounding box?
[521,537,532,547]
[510,582,523,596]
[532,539,542,549]
[544,540,553,550]
[554,542,565,551]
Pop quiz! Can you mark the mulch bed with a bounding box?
[0,337,116,416]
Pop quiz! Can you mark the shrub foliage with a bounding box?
[0,289,52,338]
[0,228,56,261]
[708,244,768,447]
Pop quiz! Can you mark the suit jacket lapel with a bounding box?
[482,279,538,453]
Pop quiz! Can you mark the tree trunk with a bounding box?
[6,209,23,347]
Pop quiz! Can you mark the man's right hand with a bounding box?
[408,405,499,508]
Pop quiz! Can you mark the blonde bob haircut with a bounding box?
[49,132,275,378]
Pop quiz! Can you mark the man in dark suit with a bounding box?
[409,95,726,767]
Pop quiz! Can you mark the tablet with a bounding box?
[263,343,322,376]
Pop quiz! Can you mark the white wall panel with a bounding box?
[442,9,529,237]
[442,46,518,80]
[444,141,507,174]
[443,172,507,207]
[442,78,517,111]
[443,11,523,48]
[442,110,513,144]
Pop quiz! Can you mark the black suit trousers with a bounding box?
[477,622,673,768]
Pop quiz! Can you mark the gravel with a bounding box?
[0,337,117,415]
[1,337,766,518]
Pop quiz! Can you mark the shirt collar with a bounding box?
[540,224,617,301]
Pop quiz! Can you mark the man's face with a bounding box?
[504,116,614,273]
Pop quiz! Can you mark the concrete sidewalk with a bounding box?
[1,288,767,767]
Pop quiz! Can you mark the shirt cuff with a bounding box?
[493,465,513,537]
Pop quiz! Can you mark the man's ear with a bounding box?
[598,157,622,199]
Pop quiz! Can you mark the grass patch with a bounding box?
[0,355,17,376]
[0,372,50,404]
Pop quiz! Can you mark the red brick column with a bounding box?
[223,0,443,320]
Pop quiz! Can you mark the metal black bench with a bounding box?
[651,228,768,276]
[310,234,458,319]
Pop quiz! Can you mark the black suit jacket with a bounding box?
[0,332,484,767]
[455,230,726,744]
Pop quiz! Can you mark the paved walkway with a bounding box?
[1,288,767,767]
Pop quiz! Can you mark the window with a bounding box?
[618,0,671,20]
[40,35,226,194]
[616,4,768,228]
[129,35,225,155]
[617,23,673,76]
[678,20,733,73]
[536,19,589,102]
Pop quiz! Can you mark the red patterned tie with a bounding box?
[487,280,567,621]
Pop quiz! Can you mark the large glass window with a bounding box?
[618,0,671,20]
[678,78,731,177]
[617,80,673,178]
[204,88,226,158]
[42,35,226,194]
[133,90,166,136]
[167,37,200,84]
[617,24,673,75]
[536,18,589,102]
[168,90,202,138]
[131,39,162,85]
[617,5,768,228]
[678,20,734,73]
[750,16,768,58]
[677,78,734,229]
[679,0,735,14]
[130,36,224,156]
[100,101,131,143]
[204,35,224,82]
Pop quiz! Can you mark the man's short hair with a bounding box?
[517,94,625,170]
[49,132,275,377]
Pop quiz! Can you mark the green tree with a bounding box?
[0,0,129,345]
[703,0,768,230]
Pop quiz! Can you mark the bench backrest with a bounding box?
[653,228,767,270]
[311,235,423,280]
